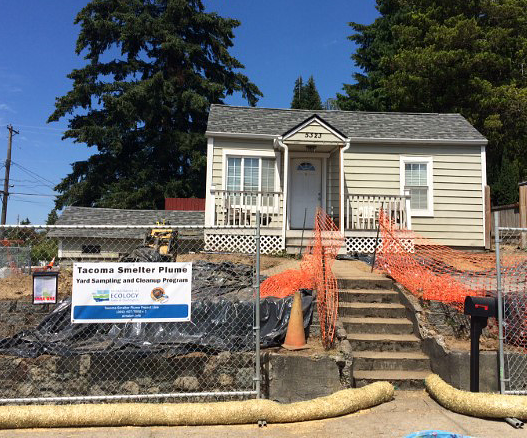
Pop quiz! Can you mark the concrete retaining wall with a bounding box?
[394,284,501,392]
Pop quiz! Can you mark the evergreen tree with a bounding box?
[49,0,262,210]
[290,76,304,109]
[337,0,527,203]
[303,76,323,110]
[46,209,58,225]
[290,75,322,110]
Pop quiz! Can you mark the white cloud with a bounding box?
[0,104,15,113]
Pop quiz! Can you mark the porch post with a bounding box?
[276,137,288,250]
[205,137,215,227]
[404,189,412,230]
[340,139,351,233]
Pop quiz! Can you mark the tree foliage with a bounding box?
[49,0,262,210]
[290,75,323,110]
[337,0,527,204]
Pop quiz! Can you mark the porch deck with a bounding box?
[205,190,411,254]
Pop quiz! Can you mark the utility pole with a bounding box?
[2,125,18,225]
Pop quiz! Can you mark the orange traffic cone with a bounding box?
[282,290,309,350]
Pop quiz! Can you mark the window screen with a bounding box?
[405,162,428,210]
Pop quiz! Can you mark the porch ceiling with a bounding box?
[283,142,340,153]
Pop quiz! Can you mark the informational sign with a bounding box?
[71,262,192,323]
[33,271,58,304]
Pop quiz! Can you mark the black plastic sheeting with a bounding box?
[0,290,314,358]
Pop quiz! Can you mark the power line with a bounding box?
[7,192,56,198]
[9,197,51,206]
[10,161,58,188]
[8,124,64,132]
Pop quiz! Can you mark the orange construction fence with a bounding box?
[260,208,344,348]
[375,210,527,312]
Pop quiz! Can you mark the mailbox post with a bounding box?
[463,296,498,392]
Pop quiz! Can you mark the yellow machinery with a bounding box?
[143,220,178,260]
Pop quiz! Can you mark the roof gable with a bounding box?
[282,115,347,144]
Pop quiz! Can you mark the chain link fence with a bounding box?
[0,224,260,404]
[496,225,527,395]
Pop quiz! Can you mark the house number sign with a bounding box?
[305,132,323,138]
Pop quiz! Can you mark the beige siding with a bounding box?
[210,137,283,228]
[344,144,484,247]
[327,150,340,217]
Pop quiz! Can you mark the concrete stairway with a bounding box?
[333,261,431,390]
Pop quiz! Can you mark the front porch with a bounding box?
[205,190,411,254]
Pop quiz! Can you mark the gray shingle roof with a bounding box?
[207,105,486,142]
[49,207,204,239]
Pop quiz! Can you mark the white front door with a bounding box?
[290,158,322,229]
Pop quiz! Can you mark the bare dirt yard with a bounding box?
[0,254,301,301]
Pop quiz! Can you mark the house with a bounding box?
[50,207,205,261]
[204,105,488,254]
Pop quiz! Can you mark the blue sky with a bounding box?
[0,0,378,224]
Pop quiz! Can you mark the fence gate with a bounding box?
[496,223,527,395]
[0,224,260,404]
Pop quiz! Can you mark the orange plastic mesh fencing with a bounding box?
[260,208,344,348]
[375,210,527,317]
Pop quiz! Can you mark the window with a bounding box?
[297,162,316,171]
[400,156,433,216]
[82,244,101,254]
[226,156,276,206]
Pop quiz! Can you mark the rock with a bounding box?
[235,368,252,388]
[147,386,160,394]
[65,377,89,394]
[120,381,140,395]
[79,355,90,375]
[204,357,219,375]
[217,351,232,364]
[174,376,199,391]
[89,384,106,396]
[28,366,45,382]
[18,383,33,397]
[218,373,234,387]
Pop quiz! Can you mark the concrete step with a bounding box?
[337,277,394,290]
[353,351,431,371]
[338,302,406,318]
[341,317,413,335]
[353,370,431,390]
[347,333,421,352]
[339,289,399,303]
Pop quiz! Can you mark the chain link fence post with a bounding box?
[494,211,506,394]
[254,210,261,399]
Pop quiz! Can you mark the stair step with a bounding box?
[338,302,406,318]
[353,351,430,371]
[353,370,431,390]
[341,317,413,334]
[339,289,399,303]
[347,333,421,352]
[338,277,394,290]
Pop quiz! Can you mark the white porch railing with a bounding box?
[345,193,411,231]
[213,190,282,228]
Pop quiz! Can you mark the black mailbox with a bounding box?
[464,296,498,318]
[463,295,499,393]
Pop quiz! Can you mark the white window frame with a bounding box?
[400,155,434,217]
[222,149,281,212]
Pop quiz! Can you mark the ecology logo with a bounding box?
[92,290,110,302]
[151,287,168,303]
